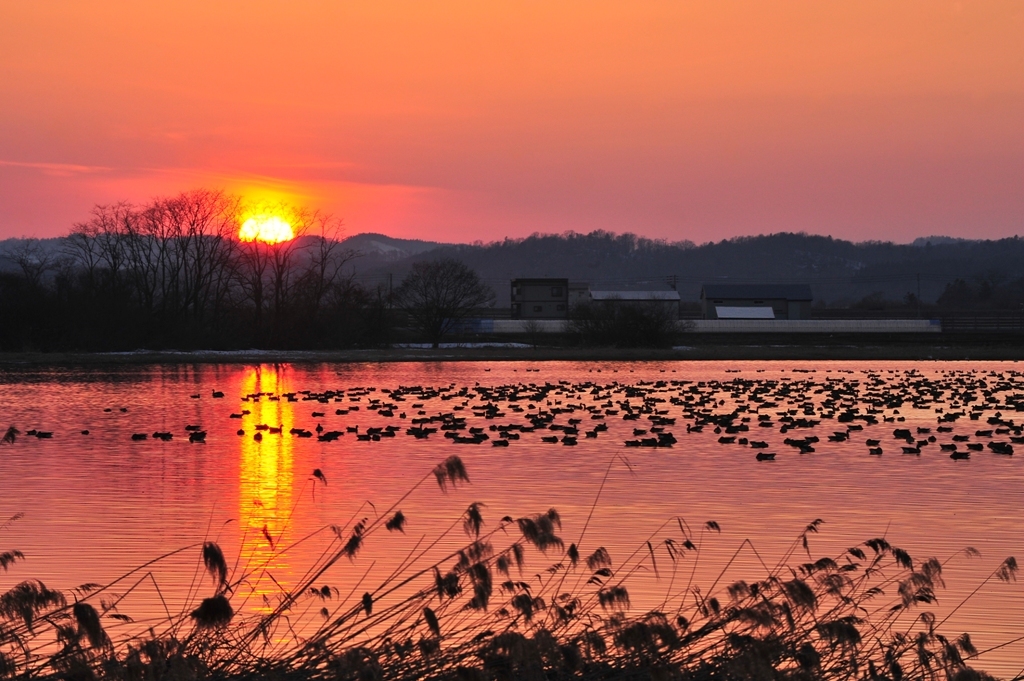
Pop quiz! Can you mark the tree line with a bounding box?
[7,188,1020,353]
[381,231,1024,307]
[0,190,494,352]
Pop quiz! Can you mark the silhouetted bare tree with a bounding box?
[9,239,58,290]
[297,216,358,325]
[62,190,242,344]
[397,258,494,347]
[161,189,240,325]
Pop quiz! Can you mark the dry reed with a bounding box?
[0,458,1019,681]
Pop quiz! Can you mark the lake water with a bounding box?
[2,360,1023,675]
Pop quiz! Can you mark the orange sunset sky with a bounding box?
[1,1,1022,243]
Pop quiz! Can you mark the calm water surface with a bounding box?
[2,360,1023,675]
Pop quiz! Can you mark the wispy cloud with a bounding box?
[0,159,111,176]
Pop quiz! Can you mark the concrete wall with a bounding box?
[488,319,942,334]
[492,319,568,333]
[687,319,940,333]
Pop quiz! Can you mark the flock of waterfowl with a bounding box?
[6,368,1024,462]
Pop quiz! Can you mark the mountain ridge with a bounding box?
[3,230,1022,306]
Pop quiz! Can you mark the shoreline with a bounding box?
[2,334,1023,365]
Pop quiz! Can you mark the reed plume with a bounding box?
[0,455,1019,681]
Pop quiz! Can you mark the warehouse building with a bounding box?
[512,279,679,319]
[700,284,813,320]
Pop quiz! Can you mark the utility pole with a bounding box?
[666,274,678,291]
[917,273,922,318]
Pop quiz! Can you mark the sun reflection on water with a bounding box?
[238,365,295,612]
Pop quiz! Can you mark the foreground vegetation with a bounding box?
[0,455,1019,681]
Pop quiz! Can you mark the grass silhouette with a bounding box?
[0,455,1019,681]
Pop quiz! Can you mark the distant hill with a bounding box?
[4,230,1024,307]
[337,233,446,275]
[339,233,445,260]
[352,231,1024,307]
[910,236,975,248]
[0,237,63,274]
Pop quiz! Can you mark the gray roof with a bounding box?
[591,290,681,301]
[701,284,813,301]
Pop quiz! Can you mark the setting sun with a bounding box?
[239,215,295,244]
